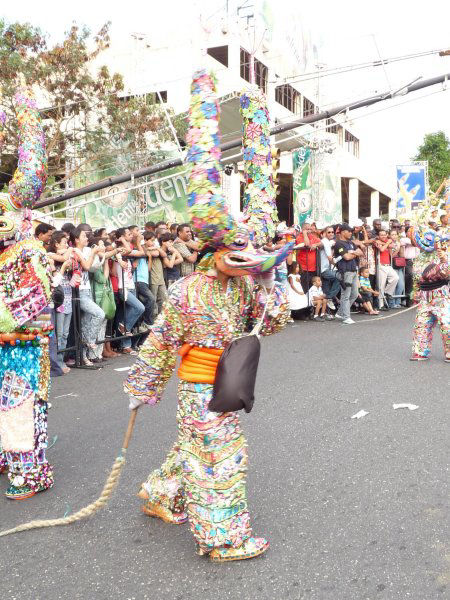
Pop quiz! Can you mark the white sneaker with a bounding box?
[342,318,355,324]
[334,314,344,320]
[327,300,336,310]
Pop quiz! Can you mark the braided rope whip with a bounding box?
[0,409,138,538]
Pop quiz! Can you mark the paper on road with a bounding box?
[351,410,369,419]
[393,403,419,411]
[114,367,131,372]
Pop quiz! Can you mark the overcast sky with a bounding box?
[2,0,450,173]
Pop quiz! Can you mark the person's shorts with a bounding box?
[360,292,372,303]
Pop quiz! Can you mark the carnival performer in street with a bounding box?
[407,199,449,362]
[125,71,291,561]
[0,81,53,499]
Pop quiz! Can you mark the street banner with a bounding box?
[292,148,313,226]
[293,148,342,226]
[75,166,191,228]
[312,151,342,226]
[396,163,427,213]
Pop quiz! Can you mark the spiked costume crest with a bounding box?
[186,70,292,274]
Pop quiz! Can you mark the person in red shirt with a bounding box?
[375,230,399,310]
[296,220,322,293]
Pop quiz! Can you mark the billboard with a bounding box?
[396,162,428,213]
[292,148,313,226]
[75,167,191,228]
[292,148,342,227]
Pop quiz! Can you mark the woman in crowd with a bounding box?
[70,225,105,365]
[389,229,406,308]
[47,231,75,373]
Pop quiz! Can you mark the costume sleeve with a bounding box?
[250,281,290,337]
[124,300,184,406]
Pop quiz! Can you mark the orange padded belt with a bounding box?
[178,344,223,384]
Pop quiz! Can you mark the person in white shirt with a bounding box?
[319,226,340,307]
[287,262,308,318]
[308,276,333,321]
[70,225,105,365]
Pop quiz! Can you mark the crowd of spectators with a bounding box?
[36,211,446,375]
[276,216,430,324]
[36,220,199,375]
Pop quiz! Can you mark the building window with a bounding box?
[345,130,360,157]
[240,48,268,93]
[155,91,168,103]
[207,45,228,67]
[303,96,315,117]
[275,84,301,114]
[326,118,344,145]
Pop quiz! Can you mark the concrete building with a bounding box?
[88,4,393,226]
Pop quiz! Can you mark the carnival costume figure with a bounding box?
[0,82,53,499]
[125,71,292,561]
[407,200,449,361]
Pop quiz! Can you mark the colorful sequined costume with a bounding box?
[126,273,289,552]
[411,257,449,359]
[0,84,53,499]
[407,199,449,361]
[125,71,292,560]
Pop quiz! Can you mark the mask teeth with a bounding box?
[186,70,236,248]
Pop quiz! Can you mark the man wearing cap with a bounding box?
[333,224,364,324]
[296,220,322,294]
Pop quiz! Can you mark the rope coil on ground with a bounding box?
[0,450,127,538]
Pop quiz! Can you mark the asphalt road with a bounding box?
[1,309,449,600]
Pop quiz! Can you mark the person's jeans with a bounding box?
[378,265,399,308]
[120,289,144,349]
[150,283,168,315]
[135,281,156,325]
[321,268,341,299]
[55,310,72,369]
[336,271,359,320]
[393,267,405,306]
[79,289,105,359]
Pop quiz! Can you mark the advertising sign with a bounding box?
[293,148,342,226]
[75,166,191,228]
[396,162,427,213]
[292,147,313,226]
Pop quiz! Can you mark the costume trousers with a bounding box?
[0,344,53,491]
[412,288,449,357]
[141,381,251,551]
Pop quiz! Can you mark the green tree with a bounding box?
[0,19,185,199]
[413,131,450,193]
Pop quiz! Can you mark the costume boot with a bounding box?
[209,537,269,562]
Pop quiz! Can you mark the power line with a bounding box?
[276,47,449,86]
[34,71,450,210]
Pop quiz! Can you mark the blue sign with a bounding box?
[396,163,427,211]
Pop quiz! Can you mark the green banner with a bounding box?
[292,148,312,226]
[75,166,190,228]
[293,148,342,227]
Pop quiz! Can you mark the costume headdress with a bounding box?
[406,193,449,253]
[0,82,51,332]
[186,70,292,273]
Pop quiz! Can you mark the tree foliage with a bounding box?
[0,19,186,197]
[413,131,450,193]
